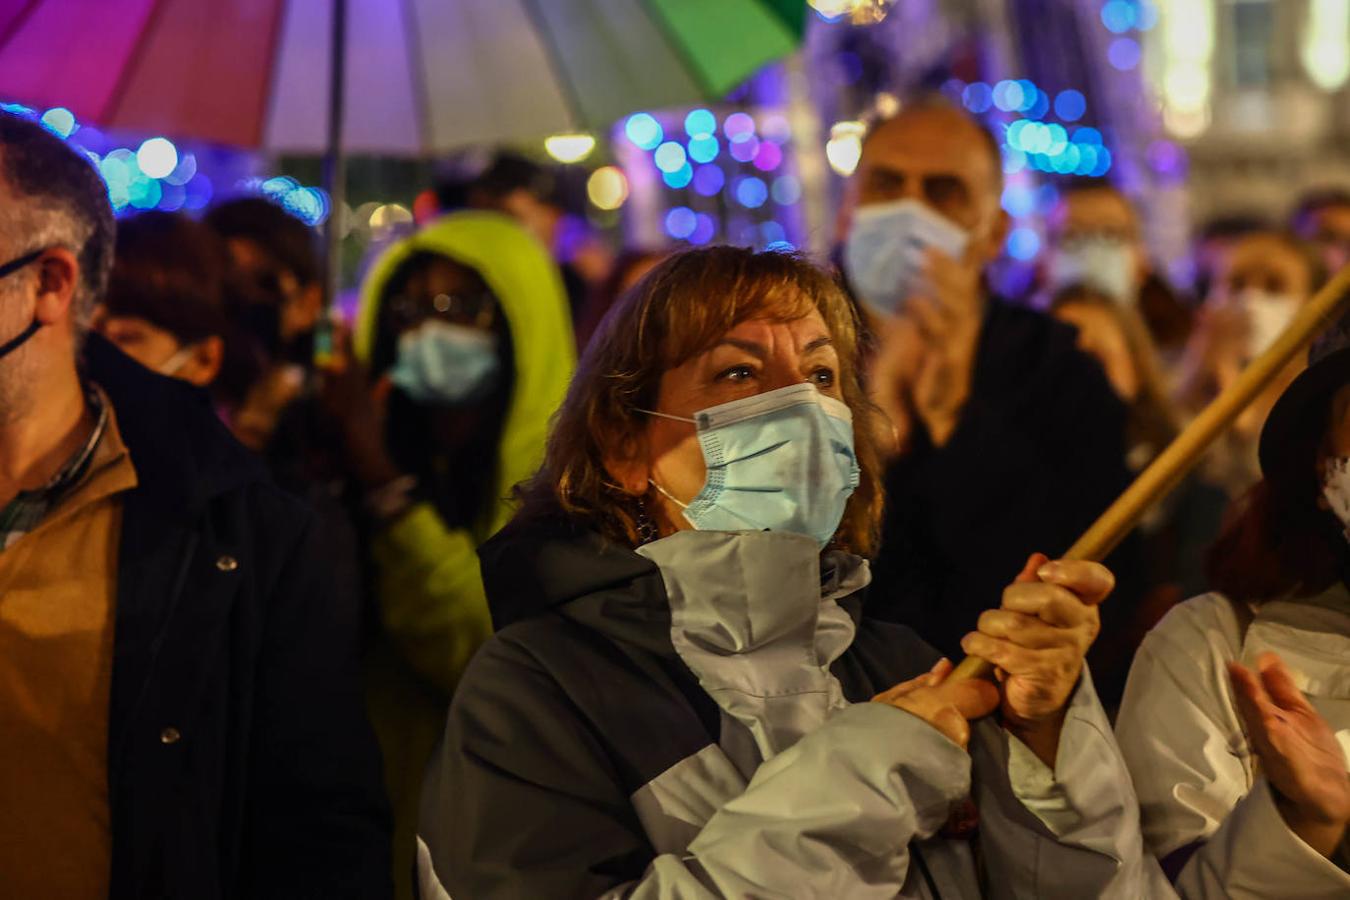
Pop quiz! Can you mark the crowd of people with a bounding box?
[0,93,1347,899]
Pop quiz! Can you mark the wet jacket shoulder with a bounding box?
[86,336,391,900]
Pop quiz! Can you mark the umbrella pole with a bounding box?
[950,262,1350,682]
[321,0,348,312]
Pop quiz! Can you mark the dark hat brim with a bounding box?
[1259,346,1350,476]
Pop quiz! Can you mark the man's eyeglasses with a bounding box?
[0,249,42,281]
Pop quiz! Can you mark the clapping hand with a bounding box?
[1229,652,1350,858]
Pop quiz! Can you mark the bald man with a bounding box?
[840,101,1139,702]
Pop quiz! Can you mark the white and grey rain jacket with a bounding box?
[419,524,1173,898]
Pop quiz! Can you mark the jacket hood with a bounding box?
[355,211,576,538]
[478,516,663,632]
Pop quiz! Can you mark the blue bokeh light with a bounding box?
[1073,126,1104,145]
[685,109,717,139]
[40,107,76,138]
[692,164,726,197]
[1101,0,1137,34]
[654,141,688,173]
[962,82,994,114]
[1108,37,1142,70]
[625,113,664,150]
[735,176,769,209]
[690,214,717,246]
[772,175,802,206]
[128,176,162,210]
[688,134,720,164]
[1002,184,1036,218]
[1054,90,1087,122]
[662,162,694,189]
[759,221,787,245]
[1006,227,1041,261]
[184,175,214,211]
[993,80,1024,112]
[665,206,698,240]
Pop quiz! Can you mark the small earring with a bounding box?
[635,494,659,546]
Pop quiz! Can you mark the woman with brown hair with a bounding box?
[417,247,1167,898]
[1115,322,1350,896]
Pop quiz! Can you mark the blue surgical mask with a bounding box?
[387,319,499,405]
[641,383,860,547]
[843,198,969,315]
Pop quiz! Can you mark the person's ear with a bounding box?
[976,207,1012,265]
[182,336,224,388]
[32,247,81,327]
[602,427,652,497]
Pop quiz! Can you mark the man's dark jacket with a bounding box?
[83,335,392,899]
[868,299,1140,700]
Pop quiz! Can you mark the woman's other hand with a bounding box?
[873,658,1000,750]
[1229,652,1350,858]
[961,554,1114,766]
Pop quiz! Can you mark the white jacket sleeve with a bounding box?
[971,666,1175,899]
[1116,597,1350,898]
[1171,778,1350,899]
[606,702,971,899]
[1115,606,1252,858]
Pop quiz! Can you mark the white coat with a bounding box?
[1116,587,1350,898]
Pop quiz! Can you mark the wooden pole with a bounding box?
[951,263,1350,682]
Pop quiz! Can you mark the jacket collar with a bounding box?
[637,531,867,769]
[82,333,266,518]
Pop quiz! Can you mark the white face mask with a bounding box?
[1239,288,1300,360]
[157,344,196,377]
[1048,236,1136,305]
[843,199,969,315]
[1322,456,1350,541]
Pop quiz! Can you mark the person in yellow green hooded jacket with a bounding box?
[320,210,575,899]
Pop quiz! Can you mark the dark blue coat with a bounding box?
[84,336,392,899]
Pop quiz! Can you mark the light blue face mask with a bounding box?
[387,319,499,405]
[641,383,861,548]
[843,198,969,315]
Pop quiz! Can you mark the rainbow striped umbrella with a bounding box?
[0,0,806,153]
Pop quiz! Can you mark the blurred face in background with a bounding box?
[1052,300,1139,403]
[226,236,323,350]
[1220,233,1313,302]
[1295,201,1350,275]
[95,312,222,388]
[1046,187,1148,303]
[1211,232,1315,365]
[844,105,1008,264]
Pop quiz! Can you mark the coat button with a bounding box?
[160,727,182,745]
[215,555,239,572]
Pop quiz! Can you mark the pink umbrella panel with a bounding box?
[0,0,805,154]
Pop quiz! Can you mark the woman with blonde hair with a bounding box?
[418,247,1168,898]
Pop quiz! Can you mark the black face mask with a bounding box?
[0,249,45,360]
